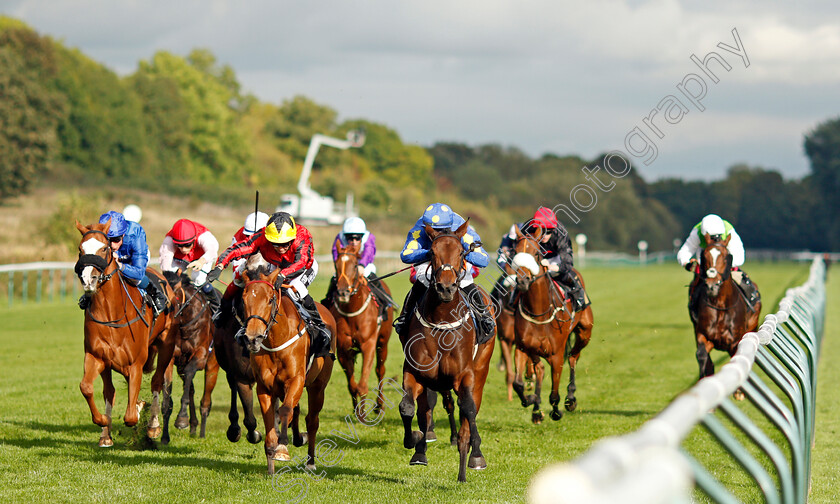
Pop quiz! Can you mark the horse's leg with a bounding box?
[531,357,545,424]
[160,362,174,444]
[511,348,535,408]
[465,378,487,471]
[226,375,242,442]
[441,391,458,446]
[99,368,115,447]
[547,352,565,421]
[357,336,377,413]
[150,335,176,440]
[374,327,389,412]
[199,353,219,438]
[256,384,279,475]
[176,359,198,430]
[188,368,198,436]
[276,377,305,464]
[80,353,108,429]
[337,346,359,410]
[239,381,262,444]
[124,360,145,427]
[399,372,424,452]
[500,337,515,401]
[695,334,714,379]
[425,389,438,443]
[565,313,593,412]
[303,366,331,470]
[455,374,479,482]
[292,404,308,447]
[411,386,431,467]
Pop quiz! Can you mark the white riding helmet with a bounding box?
[244,211,270,235]
[700,214,726,237]
[342,217,367,236]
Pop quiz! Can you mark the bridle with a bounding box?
[429,233,469,286]
[172,281,209,330]
[699,243,737,310]
[511,236,569,324]
[75,230,118,287]
[335,251,364,298]
[243,279,281,341]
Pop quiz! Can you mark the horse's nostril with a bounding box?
[706,268,717,279]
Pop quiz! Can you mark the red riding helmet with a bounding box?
[531,207,558,229]
[170,219,198,245]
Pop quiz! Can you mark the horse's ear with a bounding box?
[242,268,253,283]
[267,267,282,285]
[425,224,438,240]
[723,234,731,247]
[455,218,469,239]
[101,218,112,235]
[514,225,524,240]
[704,232,713,245]
[75,220,88,235]
[335,236,344,254]
[532,226,544,240]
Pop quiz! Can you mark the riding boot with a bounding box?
[301,295,333,359]
[393,281,426,338]
[463,283,495,345]
[214,283,242,328]
[321,276,337,309]
[367,274,391,319]
[145,276,168,316]
[737,271,761,309]
[568,272,590,312]
[201,283,221,317]
[687,276,701,325]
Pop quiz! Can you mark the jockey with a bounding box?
[490,222,523,306]
[677,214,760,318]
[207,212,332,358]
[525,207,589,312]
[78,210,168,315]
[159,218,221,316]
[322,217,392,318]
[393,203,495,342]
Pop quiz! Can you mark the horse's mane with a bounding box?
[245,252,272,279]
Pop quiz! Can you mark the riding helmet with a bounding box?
[265,212,297,244]
[531,207,558,229]
[243,211,270,235]
[421,203,454,230]
[98,211,128,238]
[170,219,198,245]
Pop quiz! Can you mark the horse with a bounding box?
[239,254,334,474]
[691,234,762,388]
[507,225,594,424]
[330,239,394,413]
[398,220,496,482]
[162,270,220,441]
[491,275,540,401]
[74,220,177,447]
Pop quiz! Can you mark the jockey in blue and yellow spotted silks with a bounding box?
[394,203,495,343]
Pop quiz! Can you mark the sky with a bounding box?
[4,0,839,181]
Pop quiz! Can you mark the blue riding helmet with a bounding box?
[98,210,128,238]
[421,203,454,230]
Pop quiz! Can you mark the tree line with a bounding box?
[1,17,837,252]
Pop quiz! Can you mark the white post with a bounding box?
[576,233,588,269]
[637,240,648,265]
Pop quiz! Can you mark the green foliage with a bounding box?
[345,119,434,189]
[0,27,64,201]
[265,95,338,161]
[804,117,840,249]
[40,191,104,255]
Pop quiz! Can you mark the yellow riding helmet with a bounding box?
[265,212,297,244]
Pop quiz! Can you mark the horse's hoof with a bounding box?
[550,409,563,421]
[426,430,438,443]
[99,437,114,448]
[273,445,291,462]
[733,390,746,401]
[294,433,308,447]
[532,411,544,424]
[247,430,262,444]
[136,400,146,413]
[404,430,423,449]
[468,455,487,470]
[227,426,242,443]
[410,453,428,466]
[161,434,170,445]
[174,416,189,430]
[450,435,458,447]
[565,397,577,412]
[147,426,162,439]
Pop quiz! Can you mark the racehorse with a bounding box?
[239,254,334,474]
[75,220,176,447]
[491,277,540,401]
[330,239,393,413]
[398,220,495,482]
[507,225,593,424]
[691,234,762,387]
[162,270,220,440]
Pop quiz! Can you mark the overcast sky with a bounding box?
[5,0,838,181]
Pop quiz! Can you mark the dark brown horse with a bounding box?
[162,270,220,441]
[330,239,393,412]
[507,226,593,423]
[75,220,176,447]
[399,221,495,482]
[240,254,334,474]
[691,234,762,384]
[491,276,540,401]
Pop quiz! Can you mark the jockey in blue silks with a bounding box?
[393,203,495,342]
[78,210,168,314]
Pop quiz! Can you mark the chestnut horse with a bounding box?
[330,239,394,412]
[162,271,220,441]
[691,234,762,384]
[239,254,334,474]
[398,221,495,482]
[491,276,540,401]
[507,226,593,424]
[75,220,176,447]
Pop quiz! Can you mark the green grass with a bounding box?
[0,262,834,503]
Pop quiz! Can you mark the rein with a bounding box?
[173,284,209,330]
[242,279,303,353]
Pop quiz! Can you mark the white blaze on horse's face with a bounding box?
[80,238,107,291]
[706,248,721,279]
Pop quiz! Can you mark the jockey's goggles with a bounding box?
[710,234,723,242]
[176,241,195,249]
[109,236,123,244]
[346,234,363,242]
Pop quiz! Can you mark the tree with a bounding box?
[804,117,840,249]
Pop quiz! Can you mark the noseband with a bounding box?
[75,230,116,285]
[243,279,281,340]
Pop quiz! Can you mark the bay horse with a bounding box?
[75,220,176,447]
[399,220,496,482]
[162,270,220,441]
[491,275,540,401]
[239,254,334,474]
[508,225,593,423]
[330,239,393,413]
[691,234,762,387]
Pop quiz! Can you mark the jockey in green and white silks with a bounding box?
[677,214,745,269]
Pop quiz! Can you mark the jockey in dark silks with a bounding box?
[677,213,760,322]
[393,203,495,343]
[79,210,168,315]
[524,207,589,312]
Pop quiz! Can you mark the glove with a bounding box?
[206,266,223,283]
[273,273,287,290]
[540,259,560,273]
[685,259,698,272]
[187,257,207,271]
